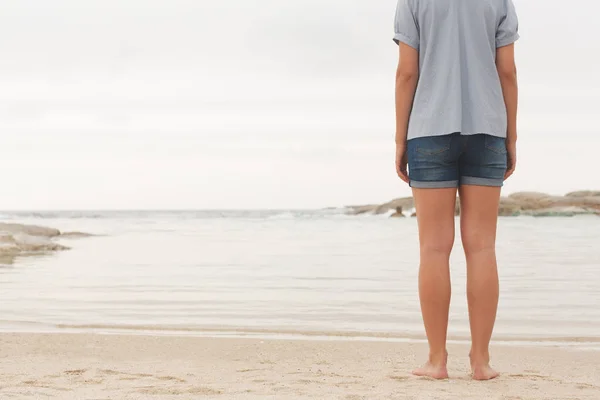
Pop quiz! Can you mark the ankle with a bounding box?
[469,349,490,366]
[428,350,448,366]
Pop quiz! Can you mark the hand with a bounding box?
[395,143,409,184]
[505,141,517,180]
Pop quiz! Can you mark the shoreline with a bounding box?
[2,332,599,399]
[1,323,600,350]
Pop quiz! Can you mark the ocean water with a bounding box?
[1,210,599,348]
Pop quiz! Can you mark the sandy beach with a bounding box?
[1,333,599,399]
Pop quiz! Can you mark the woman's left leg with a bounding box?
[459,184,502,380]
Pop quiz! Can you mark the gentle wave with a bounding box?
[0,209,351,221]
[3,209,598,221]
[1,321,598,349]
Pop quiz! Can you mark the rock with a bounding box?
[347,197,414,216]
[498,205,522,216]
[0,254,16,265]
[346,204,379,215]
[0,223,91,265]
[14,234,70,252]
[345,190,600,218]
[374,197,414,215]
[566,191,600,198]
[522,207,596,217]
[507,192,558,209]
[506,192,600,211]
[508,192,553,201]
[411,212,417,217]
[61,231,96,239]
[498,197,523,216]
[0,233,69,255]
[390,207,406,218]
[0,223,61,237]
[0,234,19,253]
[552,196,600,211]
[499,196,522,205]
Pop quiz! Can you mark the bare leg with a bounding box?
[411,188,457,380]
[459,185,502,380]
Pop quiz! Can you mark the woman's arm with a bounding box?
[496,43,518,178]
[395,42,419,145]
[394,42,419,182]
[496,44,518,144]
[394,43,419,181]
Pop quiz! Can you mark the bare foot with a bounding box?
[471,364,500,381]
[412,362,449,380]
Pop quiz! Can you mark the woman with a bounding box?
[393,0,519,380]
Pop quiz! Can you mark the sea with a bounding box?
[1,210,599,349]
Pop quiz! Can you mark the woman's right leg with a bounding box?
[412,187,457,379]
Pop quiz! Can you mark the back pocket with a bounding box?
[484,135,507,154]
[415,135,452,156]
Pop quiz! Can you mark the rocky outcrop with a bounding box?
[346,190,600,217]
[506,192,600,214]
[373,198,415,215]
[0,233,69,254]
[566,191,600,198]
[346,204,381,215]
[498,198,523,216]
[347,197,414,216]
[0,223,91,265]
[521,207,598,217]
[0,223,61,238]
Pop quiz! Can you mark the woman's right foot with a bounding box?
[471,364,499,380]
[470,352,499,380]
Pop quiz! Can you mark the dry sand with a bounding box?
[1,333,599,399]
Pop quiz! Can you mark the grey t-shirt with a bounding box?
[393,0,519,140]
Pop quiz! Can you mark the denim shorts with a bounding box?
[407,133,508,188]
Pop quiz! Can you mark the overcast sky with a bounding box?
[0,0,598,209]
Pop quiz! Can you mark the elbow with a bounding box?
[498,65,518,82]
[396,69,418,84]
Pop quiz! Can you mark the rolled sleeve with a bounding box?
[393,0,419,50]
[496,0,520,48]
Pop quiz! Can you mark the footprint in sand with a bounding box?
[576,383,600,390]
[64,369,87,376]
[156,376,187,383]
[20,380,72,392]
[135,386,223,395]
[99,369,153,379]
[508,373,549,380]
[98,369,122,376]
[345,395,367,400]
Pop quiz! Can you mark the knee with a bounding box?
[462,232,495,256]
[420,236,454,258]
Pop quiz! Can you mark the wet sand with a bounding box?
[1,333,599,399]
